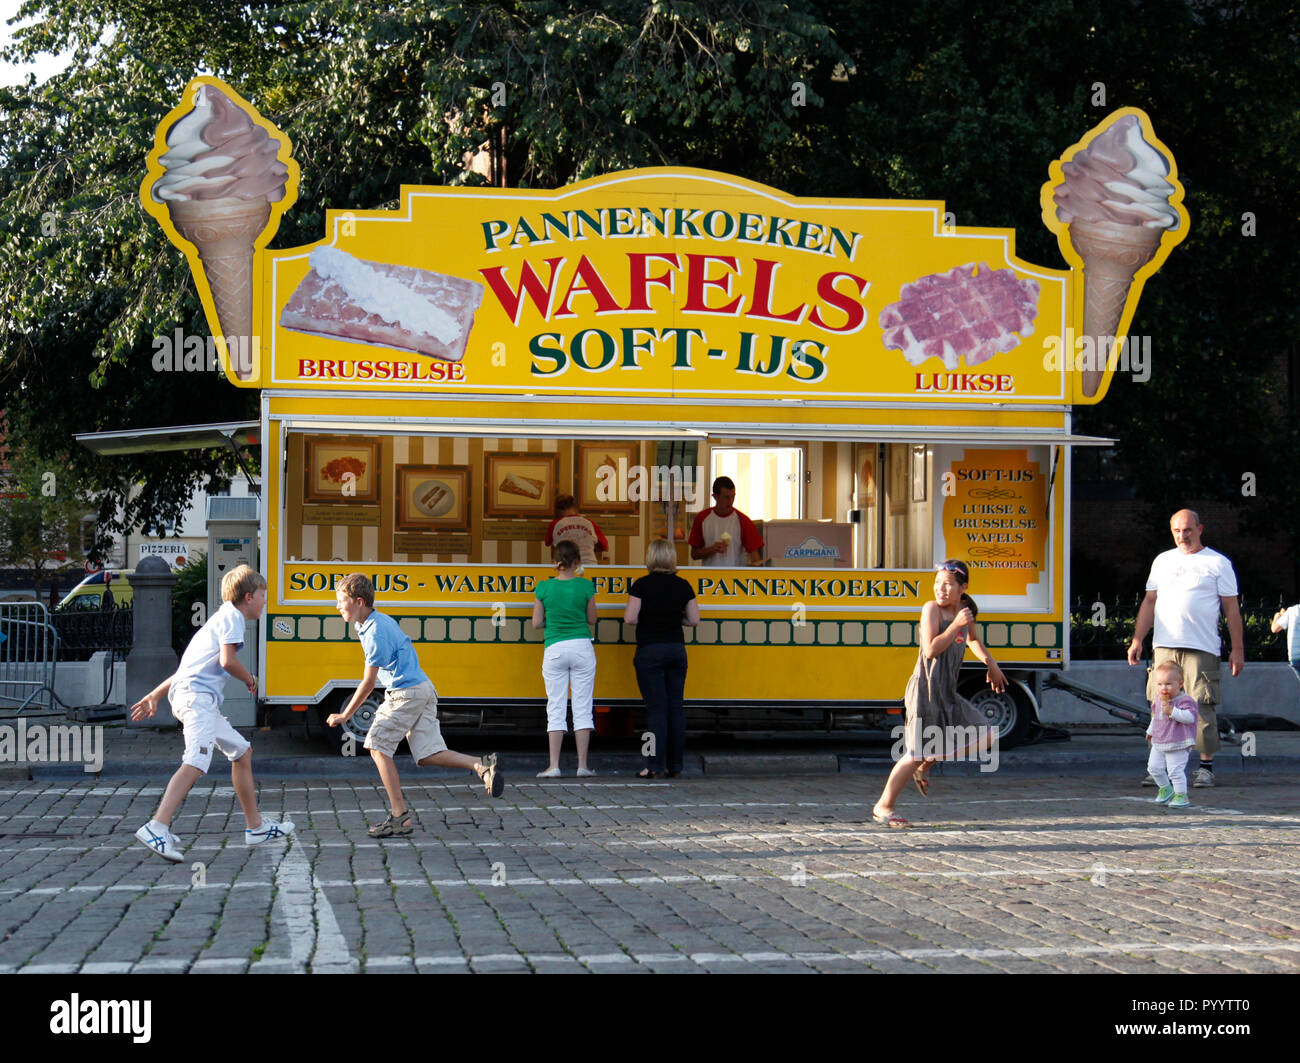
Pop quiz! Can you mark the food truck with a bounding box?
[139,80,1187,749]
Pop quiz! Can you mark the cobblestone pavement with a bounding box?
[1,771,1297,974]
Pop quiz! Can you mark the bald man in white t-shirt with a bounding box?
[1128,509,1244,788]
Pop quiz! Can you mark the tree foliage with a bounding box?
[0,419,89,592]
[0,0,1297,587]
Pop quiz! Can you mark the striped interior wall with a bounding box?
[286,434,648,566]
[881,443,933,569]
[286,433,928,569]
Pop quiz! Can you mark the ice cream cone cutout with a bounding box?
[1041,108,1188,400]
[141,77,299,384]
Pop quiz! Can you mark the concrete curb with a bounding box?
[700,753,840,775]
[25,747,1299,781]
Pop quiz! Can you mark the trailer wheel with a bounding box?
[316,689,381,756]
[959,676,1036,750]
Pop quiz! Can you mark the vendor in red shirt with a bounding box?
[689,476,764,567]
[545,494,609,567]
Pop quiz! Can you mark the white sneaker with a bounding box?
[135,820,184,862]
[246,817,296,845]
[536,767,561,778]
[575,767,597,778]
[1141,773,1158,787]
[1192,767,1215,788]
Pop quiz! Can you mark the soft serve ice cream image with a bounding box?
[143,79,296,380]
[1043,110,1186,397]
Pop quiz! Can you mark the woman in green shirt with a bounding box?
[532,541,598,777]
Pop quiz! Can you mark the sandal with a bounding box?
[912,767,930,798]
[636,769,659,779]
[478,753,505,798]
[367,809,413,837]
[871,808,910,829]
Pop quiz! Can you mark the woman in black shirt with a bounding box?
[623,539,700,778]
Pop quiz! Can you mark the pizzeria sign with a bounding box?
[141,78,1189,405]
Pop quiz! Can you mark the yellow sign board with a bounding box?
[143,79,1187,406]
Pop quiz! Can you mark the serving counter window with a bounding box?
[282,429,970,576]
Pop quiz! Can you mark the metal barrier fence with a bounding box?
[0,601,59,712]
[1070,593,1291,660]
[50,606,133,662]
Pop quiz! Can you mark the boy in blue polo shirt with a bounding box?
[328,573,505,836]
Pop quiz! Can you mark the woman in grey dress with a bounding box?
[872,560,1006,828]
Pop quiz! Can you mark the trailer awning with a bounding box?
[74,421,260,455]
[271,415,1113,447]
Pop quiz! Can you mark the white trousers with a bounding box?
[1147,746,1190,794]
[542,639,597,732]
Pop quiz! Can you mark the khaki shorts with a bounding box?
[1149,647,1220,758]
[363,680,448,763]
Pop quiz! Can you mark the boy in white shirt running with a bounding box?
[129,565,294,861]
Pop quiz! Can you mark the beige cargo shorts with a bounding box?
[363,680,448,763]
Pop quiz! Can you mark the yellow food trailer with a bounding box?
[140,80,1187,749]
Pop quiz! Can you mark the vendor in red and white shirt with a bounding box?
[688,476,764,567]
[545,494,609,567]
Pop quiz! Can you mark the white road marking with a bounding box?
[15,938,1300,975]
[295,941,1300,972]
[9,859,1289,902]
[251,841,357,974]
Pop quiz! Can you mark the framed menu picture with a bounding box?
[484,452,559,517]
[575,441,639,513]
[396,465,471,532]
[304,436,379,504]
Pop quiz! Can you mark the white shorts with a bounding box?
[169,687,251,773]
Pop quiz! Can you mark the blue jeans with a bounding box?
[634,642,688,774]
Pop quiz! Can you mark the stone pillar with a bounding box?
[125,555,179,727]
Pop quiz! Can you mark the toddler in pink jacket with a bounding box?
[1145,659,1198,808]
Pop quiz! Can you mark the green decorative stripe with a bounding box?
[268,614,1062,650]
